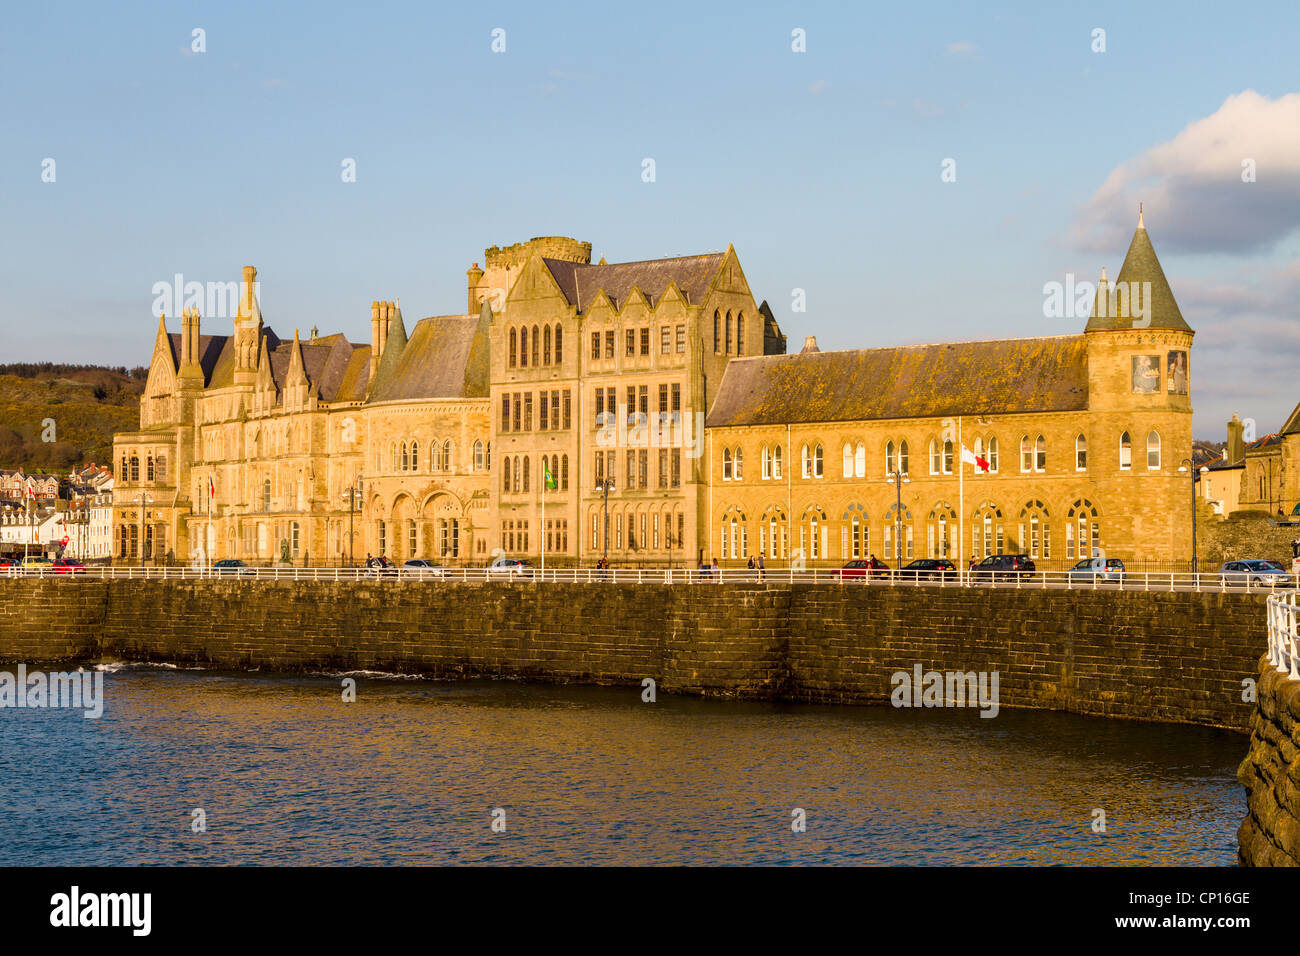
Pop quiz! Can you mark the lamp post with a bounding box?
[1177,459,1208,577]
[137,491,155,569]
[596,478,614,563]
[885,468,911,571]
[341,475,363,568]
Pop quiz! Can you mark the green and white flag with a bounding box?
[543,460,557,490]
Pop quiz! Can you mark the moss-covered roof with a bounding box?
[706,335,1089,427]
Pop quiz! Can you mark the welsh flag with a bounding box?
[961,445,990,473]
[543,460,557,490]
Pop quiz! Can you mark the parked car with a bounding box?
[364,556,399,578]
[1218,560,1292,588]
[1065,557,1126,582]
[486,557,533,579]
[20,556,53,571]
[402,559,447,579]
[213,559,254,577]
[52,558,86,575]
[0,556,19,568]
[971,554,1037,581]
[898,558,957,582]
[833,558,891,580]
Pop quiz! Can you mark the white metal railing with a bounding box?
[0,563,1297,593]
[1267,591,1300,679]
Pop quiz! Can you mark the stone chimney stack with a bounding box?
[800,335,820,354]
[467,262,485,314]
[1227,413,1245,464]
[370,301,382,380]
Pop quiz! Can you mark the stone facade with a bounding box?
[113,214,1200,569]
[1237,656,1300,866]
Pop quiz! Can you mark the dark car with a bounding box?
[0,556,19,568]
[971,554,1037,582]
[833,558,891,580]
[213,559,254,577]
[898,558,957,582]
[52,558,86,575]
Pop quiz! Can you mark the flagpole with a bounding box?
[540,462,545,580]
[958,416,964,586]
[207,476,212,578]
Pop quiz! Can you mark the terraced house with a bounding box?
[113,212,1194,568]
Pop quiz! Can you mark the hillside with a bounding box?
[0,364,145,471]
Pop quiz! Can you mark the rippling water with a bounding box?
[0,665,1246,865]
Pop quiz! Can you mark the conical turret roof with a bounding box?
[1086,208,1191,333]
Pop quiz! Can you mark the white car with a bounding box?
[1065,557,1126,582]
[485,558,533,579]
[402,559,447,579]
[1218,560,1292,588]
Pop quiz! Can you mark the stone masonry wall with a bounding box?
[1237,656,1300,865]
[0,579,1268,731]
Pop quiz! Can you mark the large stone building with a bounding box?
[112,212,1198,568]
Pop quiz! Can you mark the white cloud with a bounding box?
[1065,90,1300,254]
[945,41,978,57]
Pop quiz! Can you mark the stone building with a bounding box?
[113,212,1198,568]
[705,210,1195,568]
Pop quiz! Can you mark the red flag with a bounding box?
[208,476,215,499]
[961,445,991,473]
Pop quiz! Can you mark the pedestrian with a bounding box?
[757,552,765,582]
[712,556,720,583]
[747,554,757,580]
[698,557,710,581]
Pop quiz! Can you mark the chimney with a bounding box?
[800,335,820,354]
[370,301,382,380]
[1227,413,1245,464]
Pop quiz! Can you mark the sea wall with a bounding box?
[1237,656,1300,865]
[0,579,1267,731]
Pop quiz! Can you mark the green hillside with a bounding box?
[0,364,145,471]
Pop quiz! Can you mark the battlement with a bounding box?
[483,236,591,269]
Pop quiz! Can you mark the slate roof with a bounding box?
[706,335,1090,427]
[366,313,488,403]
[1086,221,1192,333]
[542,253,724,313]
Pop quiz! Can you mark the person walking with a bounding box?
[757,552,765,582]
[747,554,757,580]
[711,556,720,583]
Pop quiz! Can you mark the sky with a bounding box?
[1,0,1297,438]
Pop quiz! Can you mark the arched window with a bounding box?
[523,455,530,492]
[927,503,956,559]
[986,437,998,473]
[773,445,782,479]
[156,455,166,480]
[443,440,453,471]
[531,325,539,366]
[713,310,720,352]
[725,311,732,354]
[544,325,552,365]
[930,439,941,475]
[1017,500,1051,559]
[899,440,909,475]
[519,326,528,367]
[943,439,954,474]
[554,325,563,364]
[762,506,787,559]
[485,441,491,469]
[885,502,914,561]
[842,503,868,559]
[562,454,569,490]
[885,440,896,475]
[1035,435,1046,472]
[736,313,744,355]
[801,444,811,479]
[408,519,417,558]
[503,457,511,493]
[722,447,733,480]
[801,506,827,560]
[509,328,517,368]
[130,456,140,482]
[854,442,865,478]
[813,443,823,478]
[843,443,854,478]
[474,440,485,471]
[513,457,520,491]
[1020,435,1031,472]
[1146,430,1161,469]
[262,479,271,512]
[733,447,743,480]
[1119,431,1132,470]
[401,442,409,471]
[1075,434,1086,471]
[390,443,398,472]
[146,455,155,482]
[1067,499,1100,560]
[762,446,772,479]
[971,501,1004,559]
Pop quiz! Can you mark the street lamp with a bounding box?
[596,478,615,564]
[341,475,363,568]
[885,468,911,571]
[1177,459,1208,577]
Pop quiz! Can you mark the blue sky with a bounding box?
[2,0,1297,437]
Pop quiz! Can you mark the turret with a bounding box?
[178,307,204,388]
[233,265,262,387]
